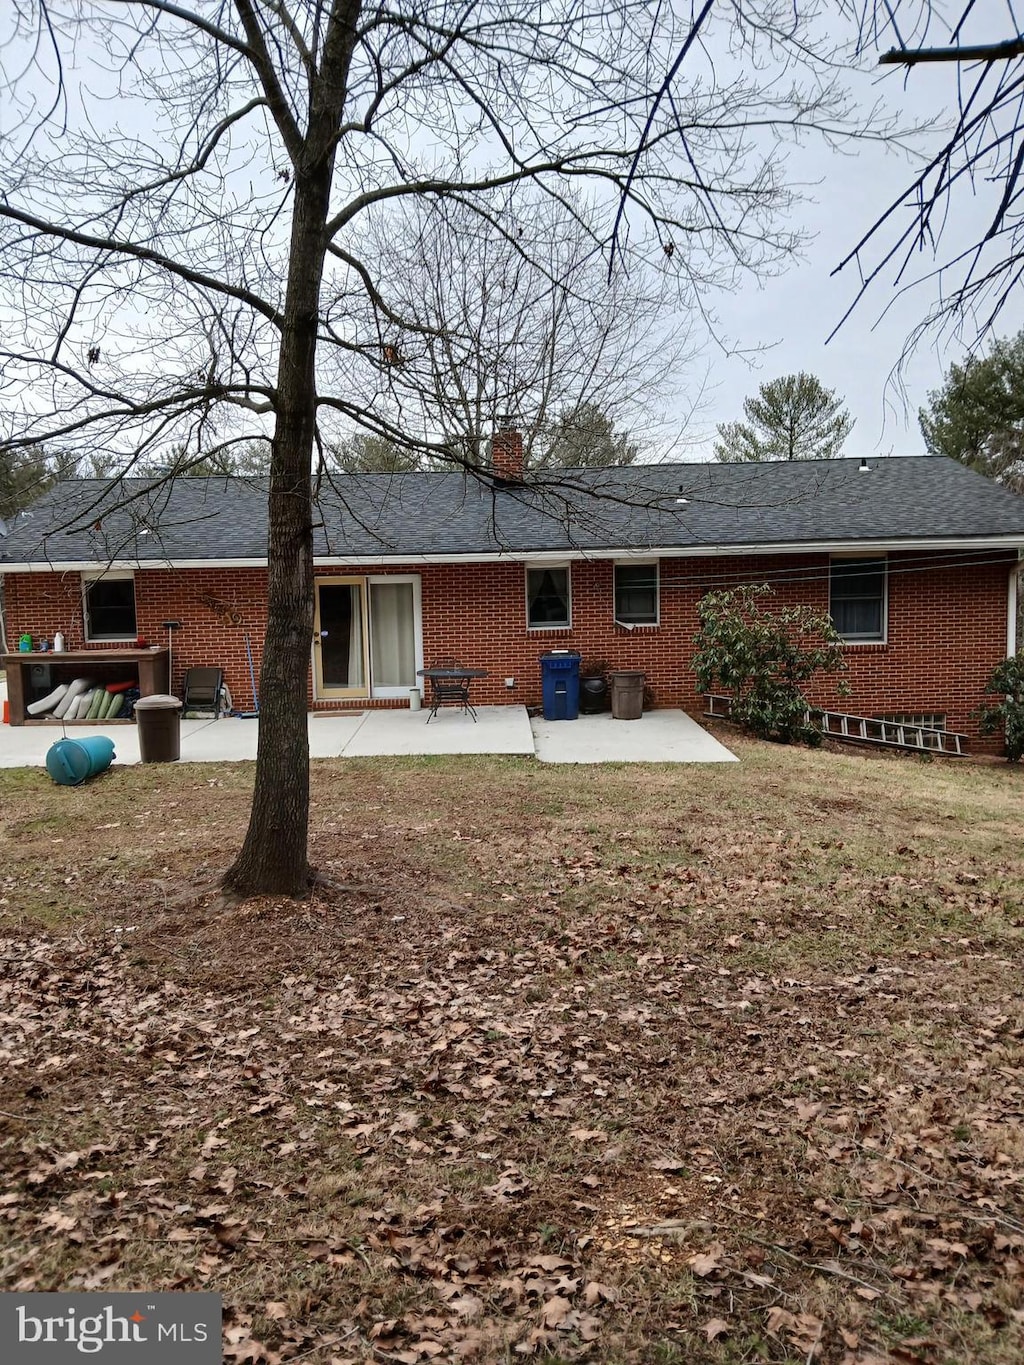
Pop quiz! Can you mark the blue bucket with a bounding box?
[45,736,117,787]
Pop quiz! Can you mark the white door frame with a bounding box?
[368,574,423,699]
[312,576,370,700]
[311,573,423,701]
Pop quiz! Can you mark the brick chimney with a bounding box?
[491,420,524,483]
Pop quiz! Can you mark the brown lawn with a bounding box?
[0,735,1022,1364]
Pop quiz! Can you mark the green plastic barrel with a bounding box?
[45,736,116,786]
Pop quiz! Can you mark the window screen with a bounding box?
[527,567,570,627]
[614,563,658,624]
[830,558,886,641]
[84,576,137,640]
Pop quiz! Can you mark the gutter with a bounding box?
[4,535,1024,573]
[1010,555,1024,657]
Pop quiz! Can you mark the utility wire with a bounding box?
[657,548,1021,593]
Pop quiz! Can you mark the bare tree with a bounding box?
[635,5,1024,350]
[135,442,271,478]
[836,3,1024,344]
[347,192,684,465]
[0,2,882,898]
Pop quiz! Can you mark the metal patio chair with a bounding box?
[424,659,478,723]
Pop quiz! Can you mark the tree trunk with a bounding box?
[223,181,330,899]
[223,0,361,899]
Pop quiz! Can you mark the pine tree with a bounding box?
[714,373,854,462]
[919,333,1024,493]
[536,403,639,469]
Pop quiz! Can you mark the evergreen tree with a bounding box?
[536,403,639,469]
[714,373,854,463]
[919,334,1024,493]
[0,448,56,523]
[329,433,423,473]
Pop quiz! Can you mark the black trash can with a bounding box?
[609,671,645,721]
[134,693,183,762]
[579,674,609,714]
[540,651,581,721]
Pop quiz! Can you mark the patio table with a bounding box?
[417,666,488,723]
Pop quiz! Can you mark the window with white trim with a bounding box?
[83,572,137,641]
[526,566,571,628]
[829,557,886,642]
[614,562,659,624]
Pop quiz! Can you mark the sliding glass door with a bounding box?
[313,575,420,699]
[314,578,368,697]
[369,580,417,689]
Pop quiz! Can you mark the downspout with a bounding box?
[1010,555,1023,658]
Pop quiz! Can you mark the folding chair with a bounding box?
[182,667,225,717]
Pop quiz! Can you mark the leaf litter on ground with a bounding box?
[0,741,1022,1361]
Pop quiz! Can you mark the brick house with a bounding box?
[2,446,1023,749]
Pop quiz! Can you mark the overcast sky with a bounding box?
[1,4,1018,470]
[681,28,1024,462]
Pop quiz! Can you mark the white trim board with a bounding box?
[4,536,1024,574]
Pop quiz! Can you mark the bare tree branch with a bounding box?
[879,39,1024,66]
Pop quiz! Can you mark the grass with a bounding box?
[0,734,1022,1363]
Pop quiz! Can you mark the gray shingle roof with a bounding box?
[2,457,1024,567]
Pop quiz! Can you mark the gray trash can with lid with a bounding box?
[134,693,183,762]
[609,671,645,721]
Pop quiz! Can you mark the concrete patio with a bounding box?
[530,708,737,764]
[0,684,737,768]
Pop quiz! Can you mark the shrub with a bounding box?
[692,584,848,745]
[579,657,610,678]
[976,654,1024,762]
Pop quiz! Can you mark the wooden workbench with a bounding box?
[2,647,170,726]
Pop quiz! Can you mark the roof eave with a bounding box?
[3,534,1024,574]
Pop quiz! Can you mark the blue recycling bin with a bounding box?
[540,651,581,721]
[45,735,116,786]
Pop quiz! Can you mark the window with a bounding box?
[526,566,571,628]
[83,573,137,641]
[615,562,659,624]
[829,557,886,642]
[876,712,946,731]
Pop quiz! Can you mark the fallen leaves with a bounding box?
[2,752,1023,1361]
[766,1306,824,1357]
[687,1244,726,1278]
[540,1294,574,1328]
[650,1155,687,1173]
[216,1165,238,1196]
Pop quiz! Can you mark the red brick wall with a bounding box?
[2,567,270,711]
[418,551,1016,748]
[653,550,1015,750]
[3,549,1017,749]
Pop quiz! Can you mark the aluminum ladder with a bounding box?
[703,694,968,756]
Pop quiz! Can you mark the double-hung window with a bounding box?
[614,562,659,625]
[83,572,138,641]
[829,557,886,642]
[526,566,571,628]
